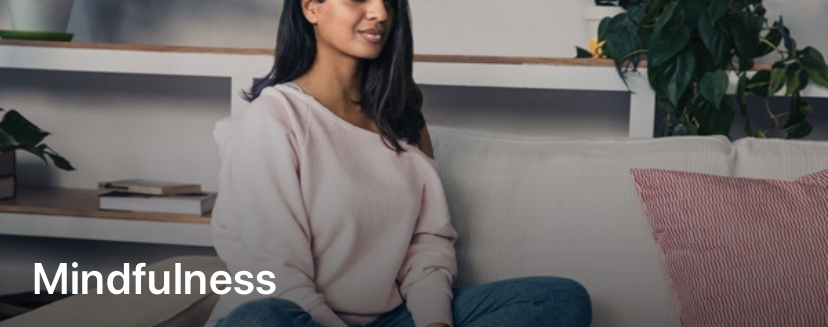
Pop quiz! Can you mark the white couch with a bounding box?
[3,125,827,327]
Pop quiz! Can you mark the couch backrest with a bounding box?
[733,137,828,180]
[429,126,749,327]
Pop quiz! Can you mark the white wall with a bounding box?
[0,0,588,56]
[0,69,229,191]
[410,0,588,57]
[2,0,825,56]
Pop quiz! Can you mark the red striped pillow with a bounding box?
[631,169,828,327]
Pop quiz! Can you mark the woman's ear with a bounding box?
[301,0,319,24]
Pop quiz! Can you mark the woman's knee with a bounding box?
[519,277,589,303]
[510,276,592,325]
[218,298,315,327]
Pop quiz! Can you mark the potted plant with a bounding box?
[0,108,74,198]
[2,0,75,41]
[593,0,828,138]
[583,1,630,57]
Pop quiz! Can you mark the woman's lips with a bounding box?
[360,29,384,44]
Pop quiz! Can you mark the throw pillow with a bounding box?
[630,168,828,327]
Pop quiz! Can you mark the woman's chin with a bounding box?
[353,51,383,61]
[351,44,387,60]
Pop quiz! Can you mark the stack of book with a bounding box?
[98,179,217,216]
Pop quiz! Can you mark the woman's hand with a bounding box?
[424,323,450,327]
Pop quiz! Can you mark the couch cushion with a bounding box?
[734,137,828,180]
[429,126,735,327]
[631,168,828,327]
[0,255,225,327]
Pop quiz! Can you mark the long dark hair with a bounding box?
[245,0,424,152]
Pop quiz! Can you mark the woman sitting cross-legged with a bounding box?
[205,0,593,326]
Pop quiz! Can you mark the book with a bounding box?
[0,175,14,199]
[98,191,217,215]
[0,151,15,177]
[98,179,201,196]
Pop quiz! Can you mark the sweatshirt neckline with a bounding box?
[273,84,437,166]
[275,84,384,141]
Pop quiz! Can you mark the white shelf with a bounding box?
[725,71,828,98]
[0,41,272,117]
[0,41,656,137]
[0,212,213,246]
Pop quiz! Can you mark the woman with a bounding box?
[206,0,592,326]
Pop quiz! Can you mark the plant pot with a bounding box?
[585,5,625,57]
[8,0,75,33]
[0,151,16,199]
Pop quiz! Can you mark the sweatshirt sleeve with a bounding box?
[397,171,459,327]
[211,94,347,327]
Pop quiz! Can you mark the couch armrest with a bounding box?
[0,255,226,327]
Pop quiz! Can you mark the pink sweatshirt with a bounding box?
[206,85,458,327]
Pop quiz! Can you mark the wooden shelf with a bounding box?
[0,39,647,128]
[0,186,210,224]
[0,39,615,66]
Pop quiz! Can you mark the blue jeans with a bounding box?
[216,276,592,327]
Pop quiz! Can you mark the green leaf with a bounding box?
[756,129,767,138]
[603,13,642,66]
[694,96,735,136]
[753,3,767,16]
[754,25,782,58]
[768,62,786,95]
[799,46,828,88]
[648,64,667,97]
[654,1,680,31]
[676,1,703,31]
[729,9,761,58]
[24,144,48,165]
[672,122,698,136]
[598,17,611,42]
[0,129,18,149]
[27,144,75,171]
[576,47,593,58]
[625,2,650,23]
[708,0,729,22]
[661,50,696,108]
[648,6,691,67]
[783,96,812,139]
[783,116,812,139]
[777,17,797,59]
[784,63,804,96]
[700,70,729,106]
[46,152,76,171]
[689,41,718,81]
[0,110,50,146]
[737,73,748,115]
[738,56,754,72]
[699,10,733,66]
[746,70,771,97]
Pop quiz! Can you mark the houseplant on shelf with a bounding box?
[583,0,630,58]
[0,107,74,171]
[594,0,828,138]
[3,0,75,41]
[0,108,73,199]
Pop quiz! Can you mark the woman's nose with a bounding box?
[366,0,389,22]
